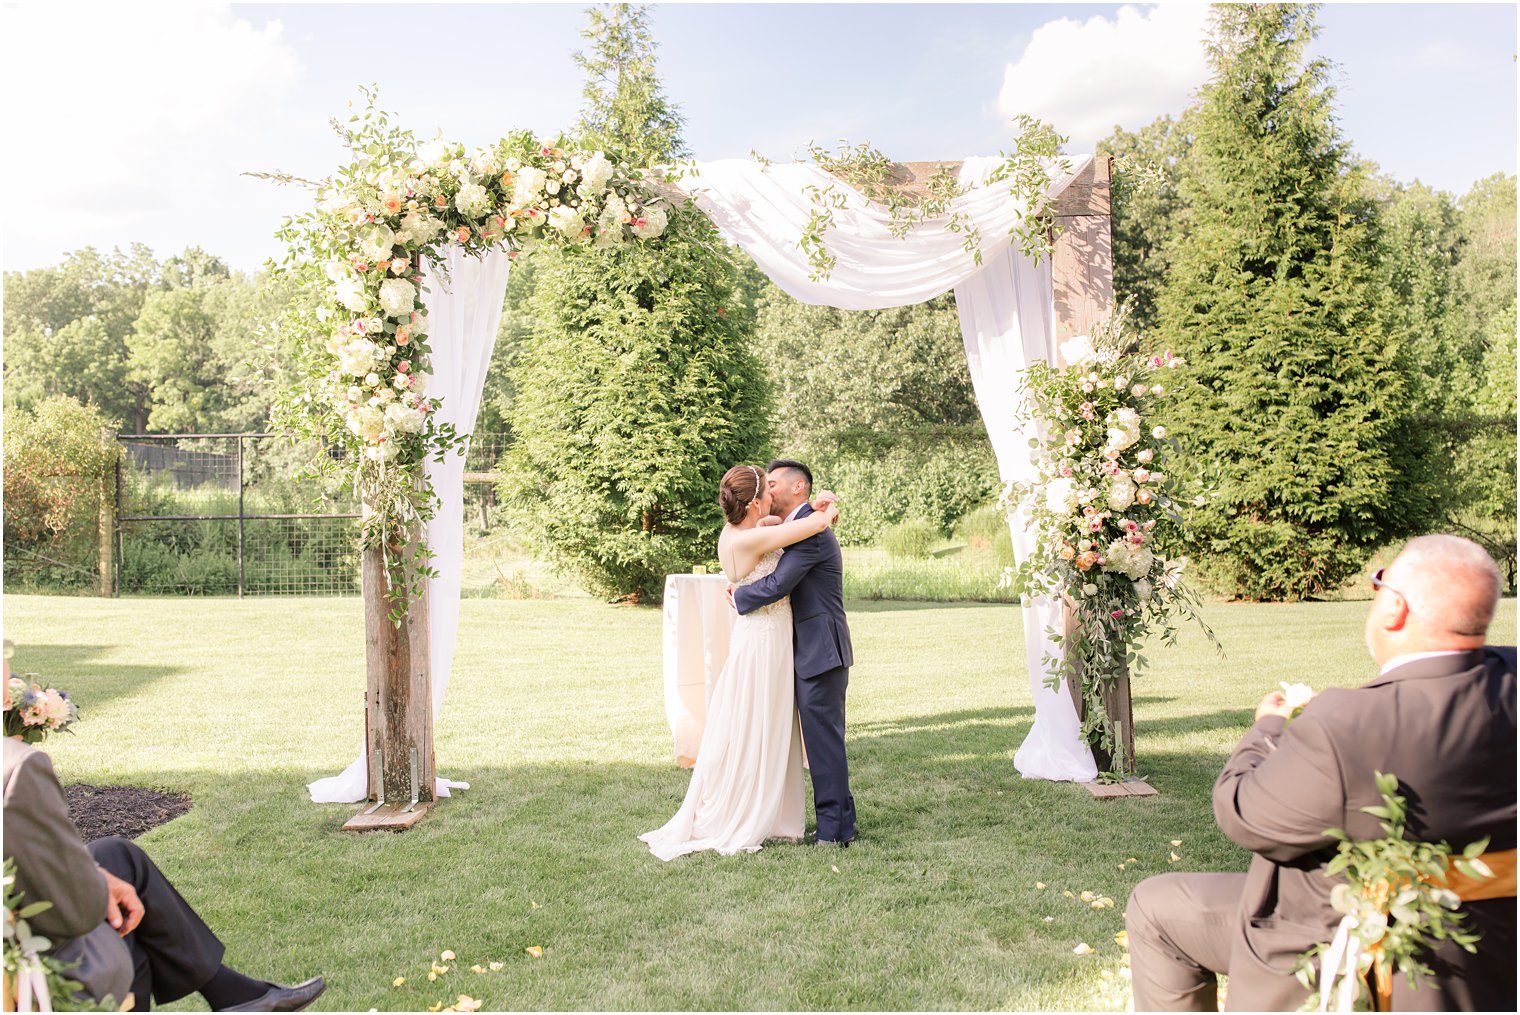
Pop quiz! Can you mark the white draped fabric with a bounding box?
[308,245,512,803]
[672,157,1097,782]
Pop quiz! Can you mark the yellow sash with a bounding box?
[1436,847,1517,902]
[1366,849,1515,1011]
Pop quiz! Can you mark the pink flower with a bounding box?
[1088,519,1103,532]
[1081,382,1095,394]
[1111,610,1124,620]
[1151,384,1165,396]
[395,329,411,346]
[1137,449,1154,463]
[397,360,411,373]
[455,226,471,243]
[1149,356,1163,368]
[1137,489,1154,505]
[390,258,409,275]
[1059,462,1074,477]
[1133,468,1151,483]
[1143,519,1156,532]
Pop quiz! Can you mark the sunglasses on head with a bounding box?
[1371,568,1405,598]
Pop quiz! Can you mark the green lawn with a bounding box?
[4,593,1511,1011]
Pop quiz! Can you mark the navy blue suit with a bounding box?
[732,503,856,842]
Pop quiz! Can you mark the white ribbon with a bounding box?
[1316,914,1364,1013]
[15,957,54,1013]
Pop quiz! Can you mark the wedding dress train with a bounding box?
[641,549,805,860]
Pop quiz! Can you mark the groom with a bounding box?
[733,459,857,846]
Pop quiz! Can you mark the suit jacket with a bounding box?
[732,503,854,679]
[1211,647,1517,1010]
[2,739,133,1004]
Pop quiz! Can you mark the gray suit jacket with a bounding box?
[3,739,133,1004]
[1211,647,1517,1010]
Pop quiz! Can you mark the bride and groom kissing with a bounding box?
[641,460,858,860]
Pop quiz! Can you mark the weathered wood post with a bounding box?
[343,479,436,831]
[98,428,116,598]
[1048,157,1145,786]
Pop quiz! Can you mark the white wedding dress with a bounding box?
[641,549,805,860]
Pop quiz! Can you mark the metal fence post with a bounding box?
[236,434,245,598]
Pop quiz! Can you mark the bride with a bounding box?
[641,464,839,861]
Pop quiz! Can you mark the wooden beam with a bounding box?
[1051,157,1114,343]
[1049,156,1138,783]
[350,505,436,831]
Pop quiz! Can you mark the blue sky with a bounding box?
[3,1,1515,274]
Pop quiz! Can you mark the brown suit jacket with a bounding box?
[2,739,133,1004]
[1210,647,1517,1010]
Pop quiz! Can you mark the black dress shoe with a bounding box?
[223,977,326,1012]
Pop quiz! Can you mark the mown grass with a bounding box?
[4,593,1510,1011]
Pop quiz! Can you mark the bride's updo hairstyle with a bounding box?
[719,465,764,525]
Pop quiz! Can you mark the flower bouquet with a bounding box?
[1000,309,1217,772]
[3,675,78,744]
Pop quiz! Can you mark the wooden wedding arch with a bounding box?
[349,155,1122,831]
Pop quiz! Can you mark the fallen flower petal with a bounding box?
[1168,852,1181,863]
[1073,943,1095,956]
[1170,840,1182,847]
[1035,882,1047,890]
[392,977,406,988]
[440,950,456,962]
[1114,930,1129,948]
[488,962,504,972]
[526,946,544,959]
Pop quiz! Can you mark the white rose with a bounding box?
[631,205,667,239]
[1107,476,1136,512]
[1104,407,1142,457]
[513,166,547,204]
[418,139,450,168]
[505,157,521,172]
[471,152,499,177]
[1279,682,1316,710]
[377,278,417,317]
[358,222,396,262]
[385,402,426,434]
[580,151,614,193]
[347,405,386,442]
[364,441,399,463]
[1152,426,1167,439]
[1102,538,1155,581]
[336,339,382,377]
[333,276,368,313]
[1059,334,1097,367]
[365,371,380,387]
[1135,579,1153,602]
[455,181,490,218]
[548,204,584,238]
[1043,477,1080,516]
[545,178,561,196]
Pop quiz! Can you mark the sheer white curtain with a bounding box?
[309,245,512,803]
[673,157,1097,782]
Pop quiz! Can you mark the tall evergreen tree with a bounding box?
[500,4,772,601]
[1099,113,1193,332]
[1156,4,1405,600]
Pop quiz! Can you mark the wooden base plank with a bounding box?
[342,801,434,831]
[1083,778,1158,800]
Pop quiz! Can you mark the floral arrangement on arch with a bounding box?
[265,94,675,612]
[1000,309,1217,766]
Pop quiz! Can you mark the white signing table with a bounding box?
[661,572,736,767]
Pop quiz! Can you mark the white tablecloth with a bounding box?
[661,573,735,767]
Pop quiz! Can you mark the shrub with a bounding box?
[879,518,940,559]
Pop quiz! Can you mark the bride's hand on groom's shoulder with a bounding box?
[757,516,782,528]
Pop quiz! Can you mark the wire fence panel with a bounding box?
[116,434,360,597]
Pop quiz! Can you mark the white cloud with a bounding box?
[2,3,314,271]
[996,4,1211,149]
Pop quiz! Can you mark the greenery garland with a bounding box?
[261,90,675,617]
[1296,772,1493,1011]
[772,115,1071,281]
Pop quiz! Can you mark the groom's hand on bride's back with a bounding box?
[725,584,736,610]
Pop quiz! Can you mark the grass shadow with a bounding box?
[6,642,182,711]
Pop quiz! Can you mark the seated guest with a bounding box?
[3,738,326,1011]
[1125,534,1515,1011]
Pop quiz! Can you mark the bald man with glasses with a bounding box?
[1125,534,1515,1011]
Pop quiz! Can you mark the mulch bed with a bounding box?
[65,784,192,842]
